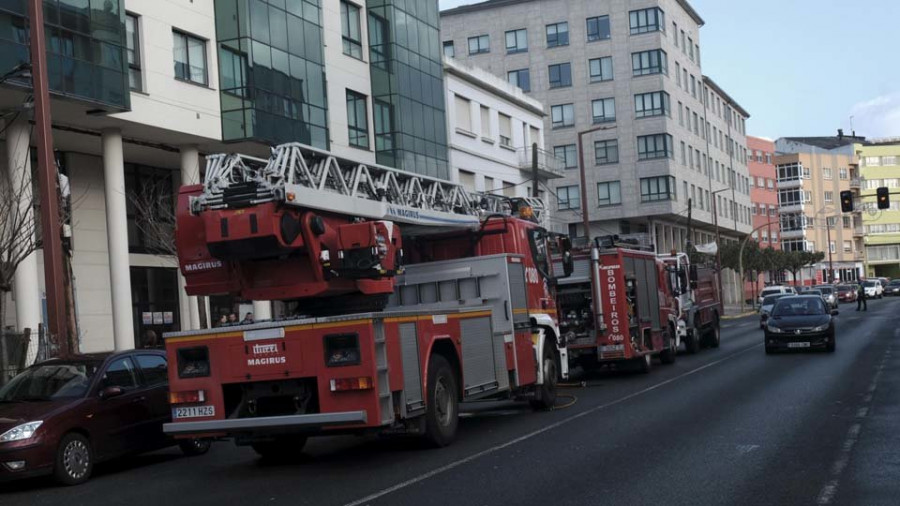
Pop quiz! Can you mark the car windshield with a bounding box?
[0,362,101,401]
[762,294,786,306]
[761,289,781,297]
[807,290,822,296]
[817,287,834,295]
[772,297,826,317]
[836,285,851,292]
[864,281,876,287]
[890,281,900,286]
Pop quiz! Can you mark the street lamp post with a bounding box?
[739,219,781,314]
[576,124,617,241]
[711,188,730,306]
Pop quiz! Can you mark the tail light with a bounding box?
[324,333,360,367]
[177,346,211,378]
[329,377,373,392]
[169,390,206,404]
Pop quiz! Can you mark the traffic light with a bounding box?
[840,190,854,213]
[877,186,890,210]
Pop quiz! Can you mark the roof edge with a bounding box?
[440,0,535,16]
[676,0,705,26]
[703,75,750,118]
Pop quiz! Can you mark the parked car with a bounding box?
[885,279,900,296]
[760,293,792,329]
[814,285,838,309]
[878,277,890,289]
[863,279,883,299]
[758,286,797,306]
[0,351,211,485]
[835,284,857,303]
[764,295,838,354]
[805,289,827,307]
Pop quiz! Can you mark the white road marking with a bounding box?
[342,343,762,506]
[816,342,891,505]
[736,444,760,455]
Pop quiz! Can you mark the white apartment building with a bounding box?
[0,0,486,352]
[443,56,562,204]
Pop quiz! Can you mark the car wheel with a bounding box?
[826,335,836,353]
[178,438,212,456]
[54,433,93,486]
[765,344,775,355]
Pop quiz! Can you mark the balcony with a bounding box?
[853,225,864,237]
[777,178,803,190]
[517,147,566,180]
[780,229,805,240]
[850,178,861,189]
[779,203,804,214]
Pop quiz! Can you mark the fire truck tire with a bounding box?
[178,438,212,456]
[659,328,677,365]
[424,354,459,447]
[705,317,721,349]
[685,331,701,355]
[530,345,559,411]
[635,354,652,374]
[251,436,308,460]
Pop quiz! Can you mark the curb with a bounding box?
[722,311,756,320]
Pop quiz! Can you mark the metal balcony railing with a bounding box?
[517,147,566,180]
[850,178,861,189]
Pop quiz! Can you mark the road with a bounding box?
[3,298,900,506]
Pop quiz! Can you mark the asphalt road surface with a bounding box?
[4,298,900,506]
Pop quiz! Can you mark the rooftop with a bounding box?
[440,0,705,26]
[779,136,867,150]
[443,56,545,116]
[703,76,751,119]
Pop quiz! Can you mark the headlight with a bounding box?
[0,421,43,442]
[767,324,783,333]
[813,324,829,332]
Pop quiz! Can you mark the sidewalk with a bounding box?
[722,304,757,320]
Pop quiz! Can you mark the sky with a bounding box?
[438,0,900,141]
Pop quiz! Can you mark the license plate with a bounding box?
[600,344,625,352]
[173,405,215,419]
[788,342,810,349]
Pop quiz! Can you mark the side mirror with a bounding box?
[831,310,839,316]
[99,386,125,400]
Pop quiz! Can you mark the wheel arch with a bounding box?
[426,338,463,399]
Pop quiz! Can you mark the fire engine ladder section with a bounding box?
[194,142,547,233]
[386,254,530,406]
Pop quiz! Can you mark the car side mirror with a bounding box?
[99,386,125,400]
[831,310,839,316]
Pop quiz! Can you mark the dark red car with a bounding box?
[0,350,210,485]
[835,284,857,303]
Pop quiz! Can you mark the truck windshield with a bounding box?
[527,228,551,280]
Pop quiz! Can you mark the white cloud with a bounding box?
[849,93,900,139]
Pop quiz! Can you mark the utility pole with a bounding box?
[826,217,834,283]
[576,124,617,242]
[531,143,539,198]
[28,0,69,355]
[686,198,693,255]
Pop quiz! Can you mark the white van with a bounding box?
[758,286,797,306]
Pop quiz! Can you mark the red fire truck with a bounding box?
[162,143,573,456]
[555,236,721,373]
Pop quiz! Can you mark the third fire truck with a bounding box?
[162,143,573,457]
[555,236,722,373]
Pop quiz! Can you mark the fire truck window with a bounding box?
[528,229,550,279]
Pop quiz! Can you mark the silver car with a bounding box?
[814,285,838,309]
[760,293,792,329]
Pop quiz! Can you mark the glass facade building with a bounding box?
[0,0,130,110]
[367,0,448,179]
[215,0,328,148]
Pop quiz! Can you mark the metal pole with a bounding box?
[531,142,539,198]
[739,219,780,314]
[28,0,69,356]
[577,132,591,240]
[827,218,834,283]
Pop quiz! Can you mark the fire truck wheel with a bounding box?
[178,438,212,456]
[705,318,721,349]
[251,436,308,460]
[685,331,701,354]
[530,346,558,411]
[635,354,652,374]
[659,329,677,365]
[424,354,459,447]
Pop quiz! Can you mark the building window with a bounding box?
[629,7,665,35]
[373,100,393,151]
[468,34,490,55]
[173,31,207,85]
[634,91,669,118]
[554,144,577,169]
[125,14,142,91]
[341,1,363,59]
[551,104,575,128]
[632,49,667,76]
[505,28,527,53]
[480,106,491,138]
[824,191,833,203]
[640,176,676,202]
[548,63,572,88]
[125,165,175,254]
[673,22,678,45]
[588,57,613,83]
[597,181,622,207]
[637,134,673,160]
[443,41,455,58]
[839,168,848,180]
[507,68,531,92]
[546,22,569,47]
[454,95,472,132]
[346,90,369,149]
[586,15,611,41]
[558,185,580,210]
[594,139,618,165]
[591,98,615,124]
[688,37,694,60]
[498,113,512,147]
[823,167,833,179]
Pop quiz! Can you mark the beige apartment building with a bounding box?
[774,136,864,284]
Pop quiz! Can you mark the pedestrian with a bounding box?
[228,313,238,324]
[216,314,228,327]
[241,312,254,324]
[856,282,867,311]
[143,329,160,349]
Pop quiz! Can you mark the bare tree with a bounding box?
[128,179,209,330]
[0,159,38,381]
